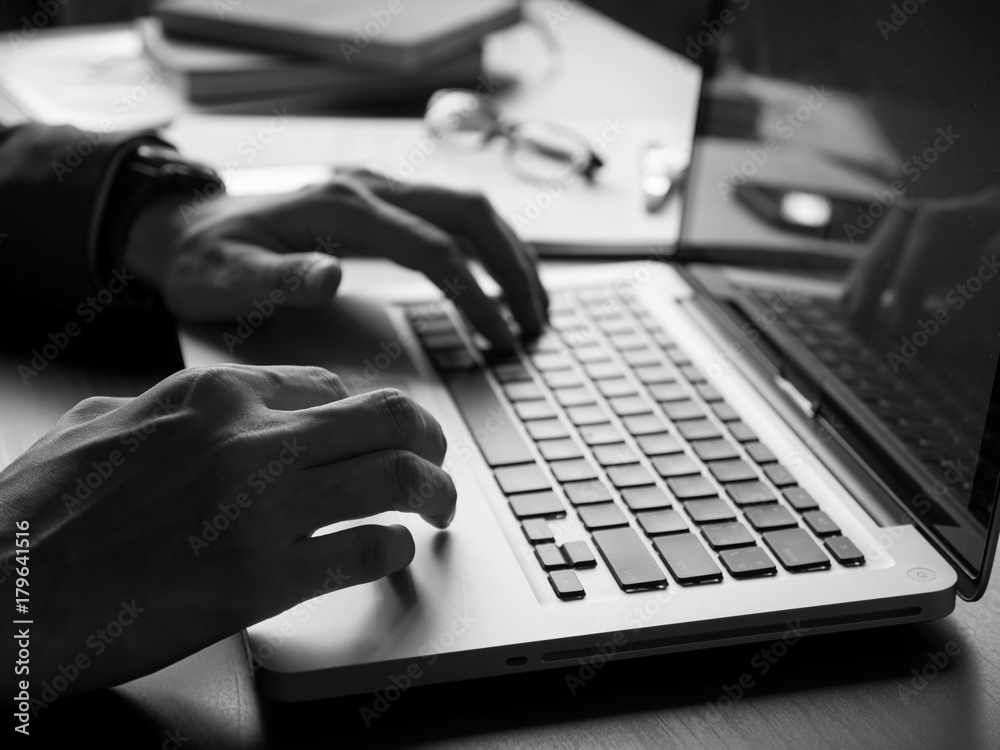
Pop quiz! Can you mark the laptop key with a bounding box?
[696,383,724,402]
[763,464,797,486]
[535,543,569,570]
[564,480,614,505]
[574,345,613,363]
[531,353,573,371]
[623,414,670,435]
[567,405,610,426]
[509,491,566,518]
[537,438,585,461]
[708,459,758,483]
[637,509,688,536]
[609,395,652,416]
[728,422,758,442]
[578,503,630,529]
[636,366,675,384]
[554,386,596,407]
[542,369,584,388]
[623,349,662,367]
[677,419,723,441]
[584,361,624,380]
[783,487,819,512]
[803,511,841,537]
[647,382,687,401]
[578,423,624,445]
[592,527,668,591]
[684,498,736,524]
[662,400,707,421]
[763,529,831,572]
[503,382,545,401]
[651,454,702,478]
[548,570,586,600]
[667,475,717,499]
[550,458,599,483]
[607,463,657,488]
[824,536,865,566]
[744,442,778,464]
[526,418,571,441]
[522,518,554,544]
[494,464,551,495]
[710,402,740,422]
[719,547,778,579]
[653,533,724,584]
[743,505,798,531]
[621,486,672,511]
[637,433,684,456]
[597,378,638,397]
[701,522,755,550]
[432,349,478,371]
[514,400,558,421]
[726,481,777,506]
[445,371,536,466]
[592,442,640,466]
[561,541,598,568]
[491,362,532,384]
[692,438,740,461]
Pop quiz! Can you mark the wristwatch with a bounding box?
[94,143,226,308]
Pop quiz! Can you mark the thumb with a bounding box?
[274,252,343,308]
[164,244,342,321]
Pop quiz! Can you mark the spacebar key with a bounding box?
[592,528,668,592]
[444,370,535,466]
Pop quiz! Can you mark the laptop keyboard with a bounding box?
[405,287,866,601]
[749,289,980,497]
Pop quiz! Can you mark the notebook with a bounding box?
[177,0,1000,700]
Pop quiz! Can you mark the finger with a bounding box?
[165,242,342,322]
[295,182,517,350]
[884,194,1000,335]
[287,449,457,531]
[840,205,913,325]
[156,364,349,413]
[57,396,131,429]
[292,388,448,468]
[284,524,416,593]
[345,174,548,335]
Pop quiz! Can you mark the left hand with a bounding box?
[125,171,548,350]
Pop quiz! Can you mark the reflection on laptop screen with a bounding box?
[683,0,1000,582]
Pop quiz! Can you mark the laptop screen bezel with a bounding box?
[676,0,1000,600]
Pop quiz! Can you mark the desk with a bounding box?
[4,3,999,749]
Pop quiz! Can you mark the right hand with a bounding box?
[840,186,1000,338]
[0,364,455,700]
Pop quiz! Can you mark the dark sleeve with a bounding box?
[0,123,171,312]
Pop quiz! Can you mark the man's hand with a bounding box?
[841,186,1000,336]
[0,365,456,698]
[125,175,548,350]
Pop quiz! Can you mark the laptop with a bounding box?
[178,0,1000,702]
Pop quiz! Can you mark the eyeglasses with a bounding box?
[423,89,604,183]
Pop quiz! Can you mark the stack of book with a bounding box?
[146,0,520,105]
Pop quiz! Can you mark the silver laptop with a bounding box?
[180,0,1000,702]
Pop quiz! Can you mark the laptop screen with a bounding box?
[678,0,1000,596]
